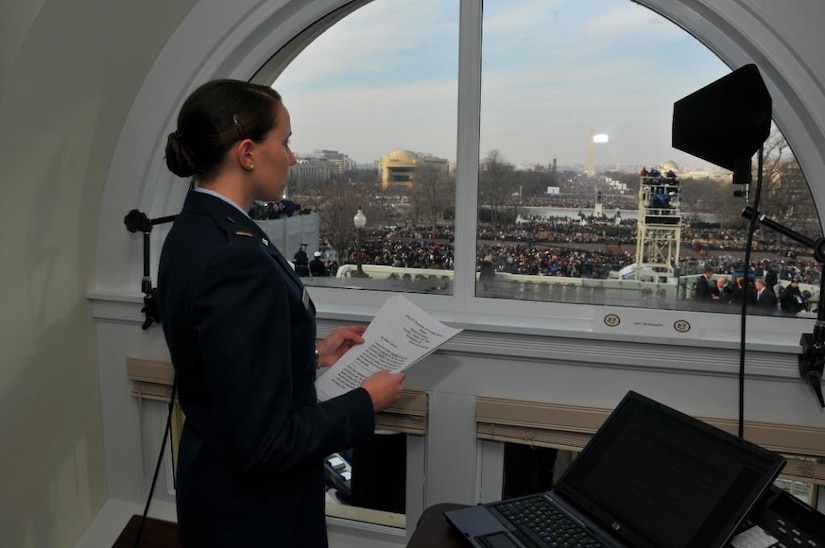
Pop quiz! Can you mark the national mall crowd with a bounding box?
[251,200,820,288]
[341,218,820,285]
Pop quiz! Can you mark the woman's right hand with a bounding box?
[361,370,406,412]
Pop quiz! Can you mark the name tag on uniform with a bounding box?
[302,288,310,311]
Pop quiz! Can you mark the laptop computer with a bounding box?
[445,391,786,548]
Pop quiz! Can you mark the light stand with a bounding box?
[742,207,825,407]
[672,63,775,434]
[352,207,369,278]
[124,209,177,330]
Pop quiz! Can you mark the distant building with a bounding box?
[660,160,680,174]
[378,149,449,190]
[299,149,355,173]
[289,149,355,188]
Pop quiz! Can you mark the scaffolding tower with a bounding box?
[635,174,682,281]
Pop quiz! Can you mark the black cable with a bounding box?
[132,375,177,548]
[737,147,765,439]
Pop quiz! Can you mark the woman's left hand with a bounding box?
[316,325,367,368]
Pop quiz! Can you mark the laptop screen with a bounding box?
[555,391,785,548]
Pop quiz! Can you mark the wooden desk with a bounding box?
[407,502,470,548]
[114,505,470,548]
[112,515,181,548]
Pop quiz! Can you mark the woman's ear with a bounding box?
[236,139,255,171]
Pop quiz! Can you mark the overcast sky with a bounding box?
[274,0,730,170]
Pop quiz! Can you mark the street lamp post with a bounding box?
[352,207,369,278]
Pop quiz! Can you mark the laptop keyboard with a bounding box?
[492,495,606,547]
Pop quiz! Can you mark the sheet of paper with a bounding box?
[315,295,462,401]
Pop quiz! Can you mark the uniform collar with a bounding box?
[193,186,249,218]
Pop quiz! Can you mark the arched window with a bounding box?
[251,0,820,334]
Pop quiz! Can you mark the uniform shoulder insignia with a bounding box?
[235,230,254,237]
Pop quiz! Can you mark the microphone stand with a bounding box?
[123,209,180,548]
[124,209,177,330]
[741,206,825,407]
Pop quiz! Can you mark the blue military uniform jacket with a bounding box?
[158,190,375,547]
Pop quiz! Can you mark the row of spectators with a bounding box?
[694,266,810,315]
[336,224,820,284]
[519,194,639,209]
[371,220,816,262]
[249,199,311,220]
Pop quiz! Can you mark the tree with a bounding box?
[305,180,387,263]
[409,163,454,227]
[344,166,380,185]
[757,130,821,243]
[516,170,556,201]
[479,150,516,228]
[679,176,744,228]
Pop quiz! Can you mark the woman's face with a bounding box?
[252,103,296,202]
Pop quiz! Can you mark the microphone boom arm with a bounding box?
[124,209,177,330]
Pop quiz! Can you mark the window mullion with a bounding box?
[453,0,484,309]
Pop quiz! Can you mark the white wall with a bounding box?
[0,1,195,547]
[2,1,825,547]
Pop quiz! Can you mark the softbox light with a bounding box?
[672,63,772,177]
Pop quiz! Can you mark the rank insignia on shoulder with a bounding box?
[235,230,253,237]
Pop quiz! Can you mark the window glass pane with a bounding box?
[773,477,817,506]
[272,0,459,296]
[477,0,822,317]
[776,455,823,507]
[502,444,572,500]
[325,433,407,525]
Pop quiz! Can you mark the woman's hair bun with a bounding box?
[165,131,197,178]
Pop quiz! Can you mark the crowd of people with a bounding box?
[293,243,339,278]
[478,216,812,255]
[248,198,312,219]
[519,194,638,210]
[694,266,810,315]
[337,222,819,284]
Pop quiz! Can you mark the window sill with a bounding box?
[87,289,806,381]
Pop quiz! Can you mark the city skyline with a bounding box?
[274,0,732,171]
[291,146,718,176]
